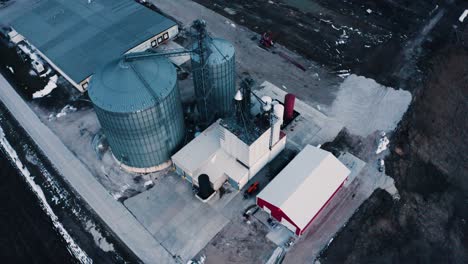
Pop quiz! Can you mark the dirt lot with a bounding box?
[191,0,447,87]
[196,215,276,264]
[318,41,468,264]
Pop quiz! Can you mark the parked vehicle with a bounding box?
[243,181,260,199]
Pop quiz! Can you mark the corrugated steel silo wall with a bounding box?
[94,84,185,169]
[192,51,236,122]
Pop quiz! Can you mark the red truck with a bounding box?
[243,181,260,199]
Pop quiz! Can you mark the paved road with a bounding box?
[0,74,175,264]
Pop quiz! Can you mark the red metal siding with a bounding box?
[284,94,296,122]
[257,177,347,236]
[299,178,347,235]
[257,197,301,235]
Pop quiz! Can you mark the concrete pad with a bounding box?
[124,174,230,262]
[286,116,321,149]
[160,206,228,260]
[209,185,240,212]
[267,226,294,247]
[218,189,254,221]
[338,152,367,188]
[125,180,186,233]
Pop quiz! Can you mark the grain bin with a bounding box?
[88,57,185,173]
[191,37,236,124]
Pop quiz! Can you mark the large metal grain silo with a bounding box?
[191,37,236,124]
[88,57,185,173]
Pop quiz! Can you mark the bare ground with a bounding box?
[197,215,276,264]
[191,0,445,87]
[318,45,468,264]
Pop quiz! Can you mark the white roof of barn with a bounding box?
[257,145,350,230]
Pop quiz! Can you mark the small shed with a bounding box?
[257,145,350,236]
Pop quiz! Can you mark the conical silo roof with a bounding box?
[88,57,177,113]
[191,38,235,65]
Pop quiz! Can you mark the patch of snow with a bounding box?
[6,66,14,74]
[85,221,115,252]
[223,7,236,15]
[33,75,58,99]
[327,237,334,247]
[319,19,332,24]
[331,24,340,31]
[39,67,52,78]
[336,69,350,73]
[268,0,274,4]
[188,254,206,264]
[459,9,468,23]
[0,126,92,264]
[366,9,372,14]
[430,5,439,15]
[337,69,351,79]
[379,158,385,167]
[112,193,122,200]
[225,20,236,28]
[144,180,154,188]
[338,74,350,78]
[376,135,390,154]
[329,75,412,137]
[335,30,349,46]
[18,43,40,62]
[51,105,78,120]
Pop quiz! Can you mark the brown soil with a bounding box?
[197,216,276,264]
[192,0,442,87]
[318,45,468,264]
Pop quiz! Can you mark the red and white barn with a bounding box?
[257,145,350,236]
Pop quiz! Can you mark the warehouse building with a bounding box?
[257,145,350,236]
[2,0,178,92]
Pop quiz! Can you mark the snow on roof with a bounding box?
[172,119,249,189]
[197,149,248,189]
[257,145,350,229]
[171,120,221,175]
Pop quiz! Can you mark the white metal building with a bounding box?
[172,116,286,191]
[257,145,350,236]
